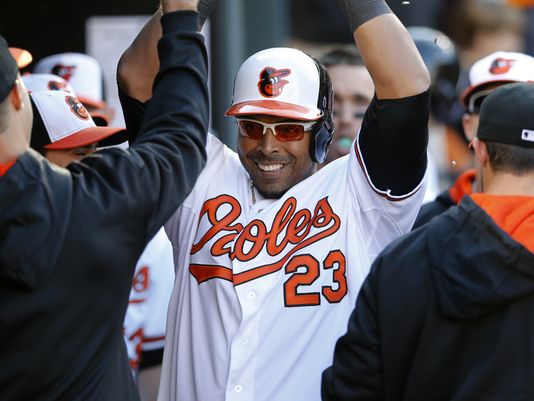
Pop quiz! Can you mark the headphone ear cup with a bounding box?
[312,122,334,163]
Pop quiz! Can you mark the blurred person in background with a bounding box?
[414,50,534,228]
[442,0,527,71]
[434,0,527,180]
[34,52,116,127]
[506,0,534,56]
[320,46,373,166]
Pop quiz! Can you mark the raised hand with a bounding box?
[161,0,198,14]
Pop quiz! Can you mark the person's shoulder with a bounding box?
[205,132,242,170]
[413,190,455,229]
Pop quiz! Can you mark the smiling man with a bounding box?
[117,0,430,399]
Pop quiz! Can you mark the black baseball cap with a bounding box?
[478,82,534,148]
[0,34,18,103]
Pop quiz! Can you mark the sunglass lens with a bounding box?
[274,124,305,141]
[238,120,264,139]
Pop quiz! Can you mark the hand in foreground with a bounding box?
[161,0,198,14]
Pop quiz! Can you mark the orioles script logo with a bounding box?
[258,67,291,97]
[189,195,341,285]
[489,58,515,74]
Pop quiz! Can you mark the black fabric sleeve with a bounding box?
[69,10,209,241]
[357,90,430,196]
[321,257,384,401]
[118,85,147,145]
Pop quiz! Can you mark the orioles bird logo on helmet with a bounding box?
[489,58,515,75]
[52,64,76,81]
[258,67,291,97]
[65,95,90,120]
[48,80,69,91]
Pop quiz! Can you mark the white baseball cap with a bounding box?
[461,51,534,110]
[23,73,75,94]
[30,90,125,150]
[34,52,106,109]
[225,47,324,121]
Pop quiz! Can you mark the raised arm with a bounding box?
[337,0,430,99]
[337,0,430,199]
[71,0,210,239]
[118,0,216,102]
[117,9,162,102]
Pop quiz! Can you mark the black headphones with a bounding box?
[310,57,335,163]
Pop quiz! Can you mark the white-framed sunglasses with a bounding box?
[235,118,316,142]
[467,88,494,114]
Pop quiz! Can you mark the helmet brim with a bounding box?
[461,80,519,107]
[225,100,322,121]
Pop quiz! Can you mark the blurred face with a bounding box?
[45,144,97,168]
[237,114,316,199]
[325,64,374,164]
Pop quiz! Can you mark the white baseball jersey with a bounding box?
[124,227,175,371]
[159,132,426,401]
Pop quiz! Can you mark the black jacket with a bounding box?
[322,195,534,401]
[413,169,475,229]
[0,11,208,401]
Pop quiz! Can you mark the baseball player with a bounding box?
[0,1,208,398]
[124,227,175,401]
[414,50,534,228]
[27,89,125,166]
[118,0,430,399]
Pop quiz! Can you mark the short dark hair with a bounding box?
[485,140,534,174]
[320,46,365,68]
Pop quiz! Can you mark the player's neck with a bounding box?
[482,171,534,196]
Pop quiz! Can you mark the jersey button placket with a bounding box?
[227,280,260,401]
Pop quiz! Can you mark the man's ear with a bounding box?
[9,80,23,111]
[462,113,476,142]
[471,137,489,168]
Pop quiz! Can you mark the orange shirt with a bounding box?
[449,169,476,204]
[472,194,534,253]
[0,159,16,177]
[507,0,534,7]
